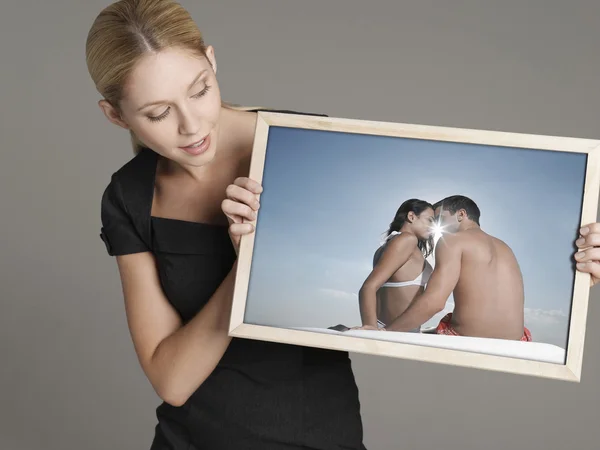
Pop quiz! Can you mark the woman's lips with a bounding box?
[179,133,211,156]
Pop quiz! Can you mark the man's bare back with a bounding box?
[383,196,530,339]
[450,228,525,339]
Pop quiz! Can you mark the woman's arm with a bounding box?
[116,177,261,407]
[116,253,237,407]
[357,233,418,327]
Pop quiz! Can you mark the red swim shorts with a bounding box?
[436,313,532,341]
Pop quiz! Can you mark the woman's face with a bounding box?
[100,46,222,168]
[410,207,435,240]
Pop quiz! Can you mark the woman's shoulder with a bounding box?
[102,148,157,199]
[385,231,418,248]
[223,102,329,118]
[109,147,157,183]
[99,148,157,256]
[101,148,156,214]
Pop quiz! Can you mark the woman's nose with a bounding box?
[178,109,201,135]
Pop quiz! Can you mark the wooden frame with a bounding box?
[229,111,600,382]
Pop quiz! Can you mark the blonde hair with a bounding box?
[85,0,262,154]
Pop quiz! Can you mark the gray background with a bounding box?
[2,0,599,449]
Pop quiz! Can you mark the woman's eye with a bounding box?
[145,85,212,123]
[192,85,211,98]
[148,108,169,122]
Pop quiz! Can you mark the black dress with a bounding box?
[98,111,367,450]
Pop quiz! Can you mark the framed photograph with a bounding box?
[229,111,600,382]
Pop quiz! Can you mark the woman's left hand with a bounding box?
[221,177,262,255]
[575,223,600,286]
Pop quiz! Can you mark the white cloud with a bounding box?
[524,308,568,325]
[318,288,358,301]
[523,308,570,349]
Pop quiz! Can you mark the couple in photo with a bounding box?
[354,195,532,342]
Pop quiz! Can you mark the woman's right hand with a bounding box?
[221,177,263,254]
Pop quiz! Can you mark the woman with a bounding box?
[356,199,436,332]
[87,1,366,449]
[86,1,600,448]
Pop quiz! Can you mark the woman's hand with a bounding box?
[575,223,600,287]
[221,177,262,255]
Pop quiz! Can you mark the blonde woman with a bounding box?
[86,1,600,449]
[87,1,366,449]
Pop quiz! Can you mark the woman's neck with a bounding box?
[161,106,257,182]
[399,223,415,235]
[217,106,258,158]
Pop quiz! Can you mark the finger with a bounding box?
[225,184,261,211]
[221,199,257,223]
[234,177,263,195]
[574,248,600,263]
[221,198,242,224]
[229,222,255,236]
[579,223,600,236]
[575,233,600,249]
[576,261,600,279]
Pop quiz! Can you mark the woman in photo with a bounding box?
[356,199,436,332]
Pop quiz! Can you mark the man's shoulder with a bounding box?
[434,233,463,260]
[440,231,464,245]
[454,228,487,242]
[450,228,511,256]
[456,228,505,245]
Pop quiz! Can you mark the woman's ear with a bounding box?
[407,212,415,223]
[98,99,129,130]
[205,45,217,75]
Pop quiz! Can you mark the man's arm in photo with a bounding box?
[386,235,462,332]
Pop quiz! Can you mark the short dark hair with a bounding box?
[433,195,480,225]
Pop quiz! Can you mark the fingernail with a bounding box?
[580,227,590,235]
[575,251,585,260]
[577,262,586,269]
[576,238,585,246]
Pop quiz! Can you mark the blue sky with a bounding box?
[243,126,587,349]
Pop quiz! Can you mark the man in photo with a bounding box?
[385,195,532,341]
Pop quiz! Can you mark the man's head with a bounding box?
[433,195,480,233]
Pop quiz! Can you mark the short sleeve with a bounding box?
[99,175,150,256]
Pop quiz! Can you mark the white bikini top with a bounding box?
[375,231,433,288]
